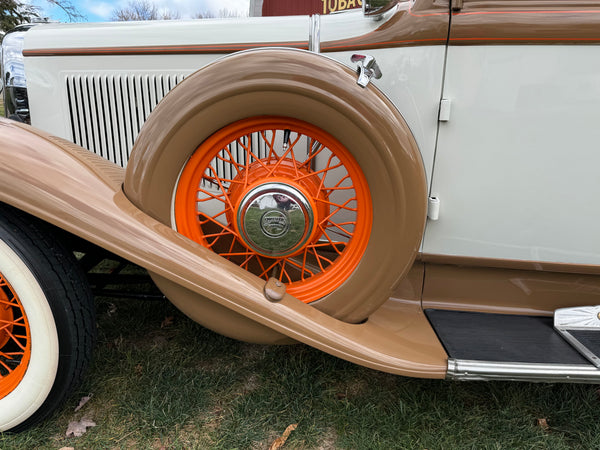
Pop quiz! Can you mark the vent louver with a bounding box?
[65,73,186,167]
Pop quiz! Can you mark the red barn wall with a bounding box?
[257,0,363,16]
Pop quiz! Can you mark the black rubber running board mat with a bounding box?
[426,309,590,365]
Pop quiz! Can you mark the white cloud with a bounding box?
[86,2,116,20]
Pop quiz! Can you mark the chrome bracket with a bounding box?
[554,305,600,368]
[350,54,382,88]
[309,14,321,53]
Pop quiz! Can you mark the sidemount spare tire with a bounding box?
[124,48,426,323]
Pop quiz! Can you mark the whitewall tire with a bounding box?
[0,204,95,432]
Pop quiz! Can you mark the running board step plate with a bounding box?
[554,305,600,368]
[426,309,600,383]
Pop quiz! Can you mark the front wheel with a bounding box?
[0,205,95,432]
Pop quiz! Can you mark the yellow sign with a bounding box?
[320,0,363,14]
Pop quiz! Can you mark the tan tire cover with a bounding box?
[124,48,426,323]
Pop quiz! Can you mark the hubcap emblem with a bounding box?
[260,210,289,238]
[237,183,315,257]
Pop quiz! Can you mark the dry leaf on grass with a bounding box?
[161,316,174,328]
[537,418,550,432]
[74,394,92,412]
[59,447,75,450]
[268,424,298,450]
[107,302,117,316]
[66,418,96,437]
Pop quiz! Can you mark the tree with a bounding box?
[0,0,82,31]
[194,9,247,19]
[111,0,180,21]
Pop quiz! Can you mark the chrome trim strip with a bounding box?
[309,14,320,53]
[447,359,600,383]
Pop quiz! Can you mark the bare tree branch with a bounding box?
[0,0,84,31]
[111,0,180,21]
[44,0,84,22]
[194,8,248,19]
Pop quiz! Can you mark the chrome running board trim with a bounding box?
[447,359,600,383]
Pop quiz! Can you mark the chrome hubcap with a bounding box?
[237,182,315,257]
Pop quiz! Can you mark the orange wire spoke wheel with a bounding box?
[175,116,373,303]
[0,272,31,400]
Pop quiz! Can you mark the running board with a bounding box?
[426,309,600,383]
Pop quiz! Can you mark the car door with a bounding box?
[424,0,600,265]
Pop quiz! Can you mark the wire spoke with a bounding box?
[240,135,271,172]
[284,256,315,279]
[0,298,17,308]
[314,226,346,255]
[255,255,268,276]
[0,352,23,359]
[260,130,278,161]
[280,264,292,284]
[259,259,282,279]
[316,196,358,213]
[325,220,355,239]
[240,254,254,270]
[219,250,259,257]
[0,317,24,333]
[310,247,326,271]
[325,174,354,194]
[196,187,229,204]
[219,147,246,175]
[0,359,14,373]
[298,140,326,170]
[197,208,232,228]
[2,329,25,352]
[296,161,344,182]
[197,212,236,236]
[266,134,302,177]
[205,166,236,212]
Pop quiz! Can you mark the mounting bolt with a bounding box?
[264,277,286,302]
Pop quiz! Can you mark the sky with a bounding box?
[28,0,251,22]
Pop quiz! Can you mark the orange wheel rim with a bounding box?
[0,272,31,399]
[175,116,372,303]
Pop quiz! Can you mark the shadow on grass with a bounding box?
[2,293,600,449]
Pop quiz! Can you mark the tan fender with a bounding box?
[125,48,428,323]
[0,119,446,378]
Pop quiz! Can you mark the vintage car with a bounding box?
[2,0,600,433]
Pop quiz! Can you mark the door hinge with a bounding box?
[428,196,440,221]
[439,98,451,122]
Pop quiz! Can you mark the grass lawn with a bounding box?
[2,269,600,449]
